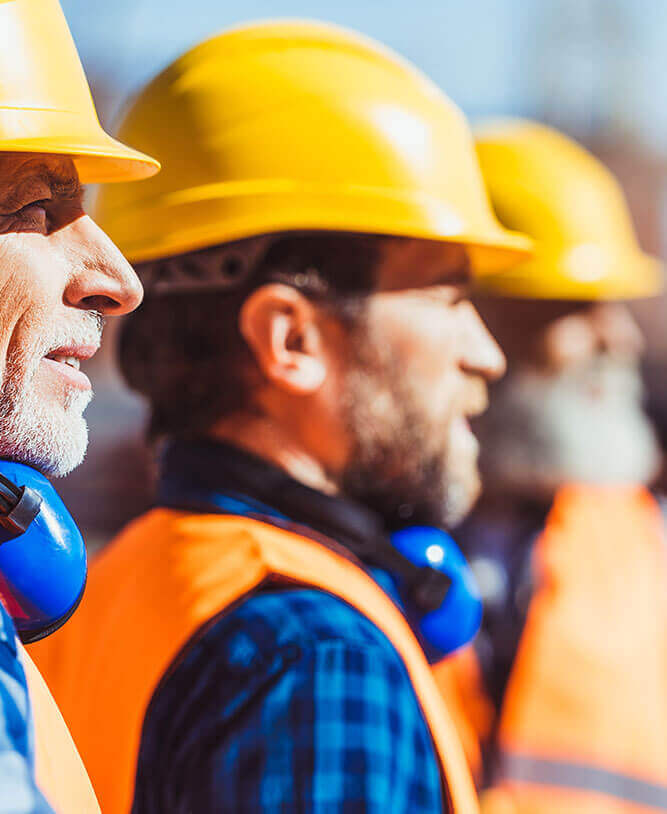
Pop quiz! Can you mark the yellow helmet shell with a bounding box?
[0,0,159,183]
[95,20,530,272]
[475,118,663,300]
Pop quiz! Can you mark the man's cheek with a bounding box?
[0,267,45,370]
[420,367,458,425]
[0,285,28,357]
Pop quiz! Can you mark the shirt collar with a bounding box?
[157,438,388,552]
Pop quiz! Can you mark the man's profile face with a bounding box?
[472,297,661,499]
[0,153,142,477]
[337,240,506,528]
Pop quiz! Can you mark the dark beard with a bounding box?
[338,317,456,530]
[341,450,450,530]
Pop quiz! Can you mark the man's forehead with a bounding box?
[377,237,471,291]
[0,153,79,189]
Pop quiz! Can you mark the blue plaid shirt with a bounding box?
[132,587,444,812]
[0,601,53,814]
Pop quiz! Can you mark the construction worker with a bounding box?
[33,21,533,813]
[0,0,158,810]
[446,120,667,812]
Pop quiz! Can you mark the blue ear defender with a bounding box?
[0,460,87,644]
[390,526,483,656]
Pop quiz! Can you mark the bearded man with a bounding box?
[33,21,533,814]
[0,0,159,811]
[450,120,667,814]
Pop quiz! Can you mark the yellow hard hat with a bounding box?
[0,0,159,183]
[95,20,530,273]
[474,118,663,300]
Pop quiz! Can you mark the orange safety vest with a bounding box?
[431,646,495,784]
[33,509,480,814]
[438,486,667,813]
[21,648,100,813]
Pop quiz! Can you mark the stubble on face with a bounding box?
[339,312,484,529]
[0,307,102,477]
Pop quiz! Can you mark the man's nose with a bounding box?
[591,302,645,359]
[458,301,506,381]
[61,215,143,316]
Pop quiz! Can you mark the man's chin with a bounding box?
[441,430,482,526]
[0,414,89,478]
[443,472,480,528]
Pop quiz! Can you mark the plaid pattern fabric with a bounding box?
[133,589,444,813]
[0,602,54,814]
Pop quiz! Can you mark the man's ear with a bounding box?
[239,284,327,395]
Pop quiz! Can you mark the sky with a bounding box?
[60,0,667,155]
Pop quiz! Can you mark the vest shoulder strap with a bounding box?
[34,509,479,814]
[21,647,100,814]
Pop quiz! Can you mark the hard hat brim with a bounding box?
[98,183,532,273]
[0,131,160,184]
[475,247,664,301]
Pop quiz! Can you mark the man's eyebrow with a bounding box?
[0,174,46,211]
[45,168,81,198]
[0,164,81,211]
[434,263,471,287]
[20,163,81,198]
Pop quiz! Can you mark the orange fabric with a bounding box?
[438,485,667,812]
[499,486,667,786]
[33,509,479,814]
[432,646,495,782]
[21,648,100,814]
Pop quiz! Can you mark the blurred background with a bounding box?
[59,0,667,547]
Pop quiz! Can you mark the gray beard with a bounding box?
[0,314,101,478]
[0,364,92,477]
[477,357,661,500]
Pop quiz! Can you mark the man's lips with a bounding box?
[40,343,99,390]
[461,377,490,420]
[457,386,489,438]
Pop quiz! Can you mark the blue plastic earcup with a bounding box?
[390,526,482,656]
[0,460,86,643]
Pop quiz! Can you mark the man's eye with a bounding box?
[424,285,469,305]
[451,287,470,305]
[8,200,49,229]
[16,200,48,216]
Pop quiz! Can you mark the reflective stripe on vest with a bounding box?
[496,750,667,811]
[32,509,479,814]
[21,648,100,814]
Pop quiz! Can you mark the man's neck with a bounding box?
[210,413,339,496]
